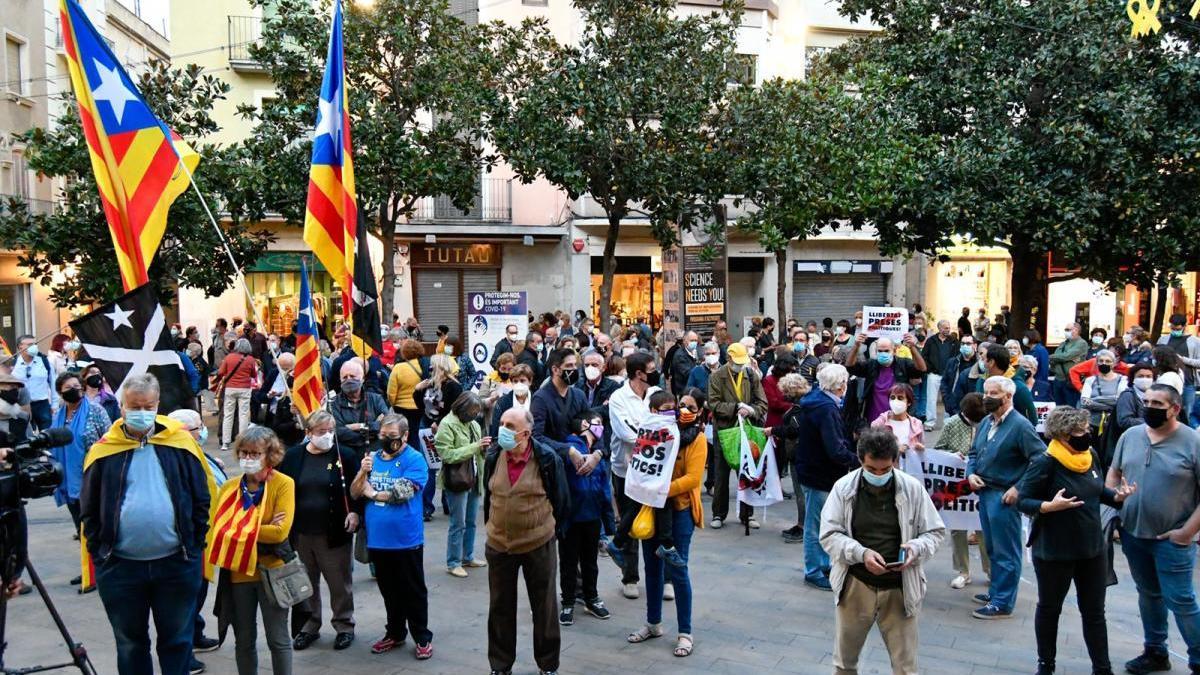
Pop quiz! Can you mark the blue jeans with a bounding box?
[913,378,927,421]
[422,469,437,518]
[96,552,203,675]
[978,487,1023,612]
[445,489,479,568]
[1120,529,1200,665]
[642,507,694,634]
[29,399,51,432]
[801,485,830,581]
[1184,383,1198,428]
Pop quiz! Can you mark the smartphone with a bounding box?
[885,549,907,569]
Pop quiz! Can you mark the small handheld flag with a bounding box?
[293,260,326,418]
[58,0,200,292]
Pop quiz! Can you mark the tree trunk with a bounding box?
[1008,243,1048,340]
[598,212,622,331]
[378,201,397,329]
[1150,280,1169,341]
[775,247,787,327]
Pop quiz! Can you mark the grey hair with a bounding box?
[1018,355,1039,373]
[817,363,849,393]
[1149,383,1183,408]
[1045,406,1090,441]
[379,413,409,437]
[234,338,253,355]
[121,373,160,403]
[703,340,719,353]
[305,410,335,430]
[983,375,1016,396]
[167,408,201,429]
[186,343,203,358]
[1095,349,1116,361]
[778,373,811,399]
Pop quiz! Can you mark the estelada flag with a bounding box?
[207,479,266,576]
[303,0,356,321]
[58,0,200,292]
[292,259,325,418]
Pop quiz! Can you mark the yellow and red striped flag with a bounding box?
[59,0,200,291]
[292,259,325,418]
[303,0,356,321]
[207,479,266,576]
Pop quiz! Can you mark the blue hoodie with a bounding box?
[564,435,616,534]
[792,389,859,492]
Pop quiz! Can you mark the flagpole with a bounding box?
[174,160,263,323]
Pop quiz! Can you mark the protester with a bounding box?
[531,348,590,468]
[576,348,619,417]
[1087,327,1110,358]
[489,363,534,438]
[330,360,389,456]
[81,363,121,423]
[1049,322,1087,406]
[211,426,294,675]
[13,335,57,432]
[558,410,614,626]
[921,320,958,427]
[277,411,361,652]
[707,342,768,530]
[1122,326,1154,368]
[626,387,707,658]
[932,392,989,590]
[386,338,428,434]
[216,338,259,452]
[1157,313,1200,428]
[942,335,977,416]
[350,414,433,659]
[685,341,720,393]
[846,332,927,426]
[608,352,661,598]
[980,344,1038,425]
[1152,345,1187,399]
[870,383,925,455]
[1107,383,1200,674]
[435,392,491,579]
[517,331,547,390]
[81,374,215,675]
[791,363,859,590]
[966,375,1046,619]
[773,373,812,544]
[479,352,516,414]
[490,324,521,367]
[50,372,109,571]
[973,308,991,342]
[1115,363,1156,436]
[820,426,946,674]
[1080,348,1128,432]
[483,407,569,675]
[1017,406,1135,675]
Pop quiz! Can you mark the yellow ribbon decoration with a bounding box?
[1127,0,1162,38]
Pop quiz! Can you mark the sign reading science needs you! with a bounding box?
[467,291,529,379]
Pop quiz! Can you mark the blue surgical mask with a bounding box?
[1171,329,1185,338]
[877,352,894,366]
[960,345,974,359]
[198,427,209,444]
[793,342,807,354]
[24,345,38,358]
[124,410,157,433]
[498,426,519,450]
[862,469,893,487]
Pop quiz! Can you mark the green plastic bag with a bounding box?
[717,420,768,468]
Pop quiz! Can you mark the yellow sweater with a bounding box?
[387,358,424,410]
[228,471,294,584]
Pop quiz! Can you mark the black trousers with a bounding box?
[486,539,559,673]
[369,546,432,645]
[712,432,753,522]
[1033,553,1110,671]
[559,520,601,605]
[610,474,640,584]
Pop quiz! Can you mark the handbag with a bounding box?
[443,424,479,492]
[258,541,314,609]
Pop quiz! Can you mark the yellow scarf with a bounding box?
[80,417,219,587]
[1046,439,1092,473]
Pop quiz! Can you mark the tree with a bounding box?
[243,0,497,325]
[0,63,271,308]
[828,0,1200,334]
[488,0,743,328]
[725,75,926,324]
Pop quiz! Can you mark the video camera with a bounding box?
[0,428,71,589]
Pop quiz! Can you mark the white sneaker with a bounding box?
[950,574,970,589]
[622,583,640,599]
[710,518,723,529]
[924,421,935,432]
[447,566,467,578]
[663,583,675,601]
[747,518,760,529]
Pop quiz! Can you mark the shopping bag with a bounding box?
[623,413,681,508]
[717,418,767,468]
[736,419,783,508]
[630,504,656,540]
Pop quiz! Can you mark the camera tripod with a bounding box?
[0,559,97,675]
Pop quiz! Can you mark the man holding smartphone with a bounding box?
[820,426,946,674]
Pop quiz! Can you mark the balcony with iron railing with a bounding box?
[227,15,265,72]
[410,177,512,223]
[0,194,55,217]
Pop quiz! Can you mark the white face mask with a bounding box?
[746,347,755,357]
[705,354,719,366]
[239,458,263,474]
[889,398,908,416]
[584,365,601,382]
[1022,337,1029,346]
[513,383,530,397]
[1134,376,1154,392]
[311,432,334,450]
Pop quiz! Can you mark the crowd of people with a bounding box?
[2,302,1200,675]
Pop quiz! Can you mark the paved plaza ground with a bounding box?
[3,425,1196,675]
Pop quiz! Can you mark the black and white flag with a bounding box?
[351,206,383,355]
[70,284,193,414]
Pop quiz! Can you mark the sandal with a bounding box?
[626,624,663,644]
[674,634,693,657]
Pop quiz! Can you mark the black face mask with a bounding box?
[499,371,510,381]
[560,368,579,385]
[0,390,18,405]
[1144,407,1170,429]
[644,371,661,387]
[61,388,83,404]
[983,396,1004,413]
[380,437,406,455]
[85,374,104,389]
[1097,364,1113,375]
[1067,432,1092,452]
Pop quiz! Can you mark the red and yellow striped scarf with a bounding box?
[207,477,268,576]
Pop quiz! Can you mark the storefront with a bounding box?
[244,252,341,337]
[407,242,501,340]
[792,259,893,326]
[923,242,1011,325]
[589,255,663,328]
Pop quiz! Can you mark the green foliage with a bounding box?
[243,0,498,323]
[0,62,272,307]
[828,0,1200,329]
[487,0,744,326]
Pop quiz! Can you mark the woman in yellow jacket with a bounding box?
[387,339,428,434]
[210,425,295,675]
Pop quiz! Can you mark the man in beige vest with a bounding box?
[483,407,570,675]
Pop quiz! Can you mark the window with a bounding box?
[10,150,28,199]
[5,34,27,96]
[727,54,757,87]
